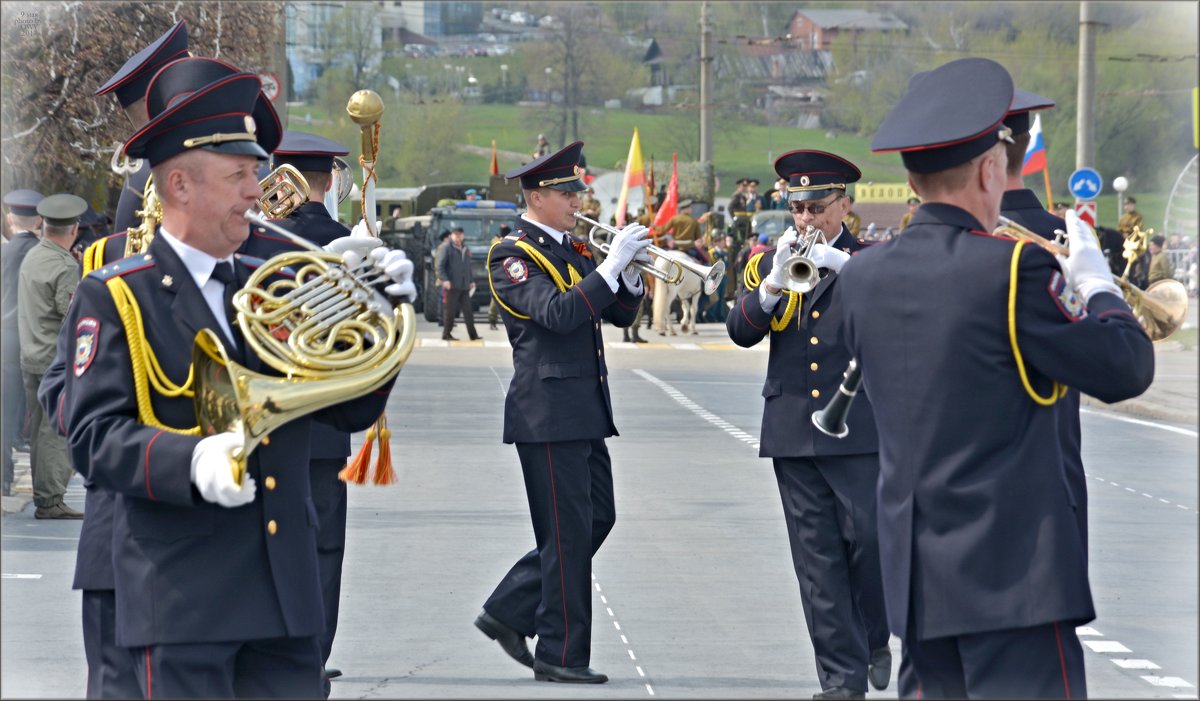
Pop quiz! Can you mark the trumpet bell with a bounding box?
[702,260,726,296]
[1123,278,1189,342]
[784,255,819,293]
[257,164,311,219]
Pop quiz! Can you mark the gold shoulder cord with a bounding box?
[105,277,200,435]
[743,251,800,331]
[1007,241,1066,406]
[486,239,582,320]
[82,238,107,276]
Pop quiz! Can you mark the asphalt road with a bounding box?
[2,322,1196,698]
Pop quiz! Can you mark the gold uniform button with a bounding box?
[267,520,278,535]
[810,362,819,371]
[811,310,820,319]
[810,336,819,345]
[265,476,277,490]
[811,389,821,398]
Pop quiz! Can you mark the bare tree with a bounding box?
[1,2,283,203]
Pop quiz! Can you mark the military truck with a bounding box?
[386,200,522,321]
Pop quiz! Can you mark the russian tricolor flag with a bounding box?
[1022,114,1047,177]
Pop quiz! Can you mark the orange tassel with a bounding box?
[371,419,396,485]
[339,424,374,484]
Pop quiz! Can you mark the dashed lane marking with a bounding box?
[1,573,42,579]
[1089,474,1196,514]
[1078,626,1196,693]
[592,573,652,696]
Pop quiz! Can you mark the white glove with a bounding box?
[324,235,383,256]
[1059,210,1120,302]
[350,219,383,239]
[596,223,652,280]
[762,227,800,293]
[807,243,851,274]
[190,432,256,508]
[373,247,418,302]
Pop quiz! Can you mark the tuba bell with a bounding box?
[193,214,417,485]
[995,216,1187,341]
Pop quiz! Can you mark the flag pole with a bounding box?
[1042,167,1054,212]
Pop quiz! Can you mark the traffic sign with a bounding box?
[1068,167,1102,201]
[1075,201,1097,228]
[258,72,281,101]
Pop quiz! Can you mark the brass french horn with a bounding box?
[995,216,1187,341]
[193,215,417,485]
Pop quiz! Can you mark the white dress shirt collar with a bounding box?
[521,213,566,246]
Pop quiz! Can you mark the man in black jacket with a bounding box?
[436,226,479,341]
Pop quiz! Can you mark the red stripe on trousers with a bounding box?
[1054,622,1072,699]
[546,443,570,666]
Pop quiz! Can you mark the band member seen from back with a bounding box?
[728,150,890,700]
[476,141,651,684]
[836,57,1154,698]
[2,189,44,498]
[56,58,409,698]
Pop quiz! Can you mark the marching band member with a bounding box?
[57,58,406,697]
[727,150,890,700]
[836,57,1154,698]
[475,141,650,684]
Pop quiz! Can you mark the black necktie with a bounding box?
[210,261,245,357]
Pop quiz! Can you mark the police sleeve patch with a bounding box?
[502,257,529,283]
[1048,271,1086,320]
[74,317,100,377]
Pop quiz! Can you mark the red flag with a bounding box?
[489,139,499,176]
[651,153,679,229]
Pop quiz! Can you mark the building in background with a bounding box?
[785,9,908,51]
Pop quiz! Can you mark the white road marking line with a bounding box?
[1076,626,1103,636]
[636,666,645,677]
[606,607,614,617]
[1114,659,1162,669]
[1160,498,1172,503]
[600,595,607,604]
[488,366,508,396]
[628,650,637,660]
[1085,640,1132,653]
[0,573,43,579]
[1,534,79,541]
[1172,694,1199,699]
[1142,676,1195,688]
[1142,492,1154,498]
[1080,407,1199,437]
[674,343,701,351]
[593,574,651,696]
[1088,474,1195,513]
[613,621,620,631]
[621,635,628,644]
[646,683,655,695]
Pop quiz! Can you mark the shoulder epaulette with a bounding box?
[505,233,525,242]
[92,253,156,281]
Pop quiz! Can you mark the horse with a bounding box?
[653,250,704,336]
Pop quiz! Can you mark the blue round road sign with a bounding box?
[1068,167,1103,201]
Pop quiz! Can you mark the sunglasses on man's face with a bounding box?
[789,194,844,216]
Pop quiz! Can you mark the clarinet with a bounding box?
[811,359,863,439]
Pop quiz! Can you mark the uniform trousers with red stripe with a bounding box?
[81,590,141,699]
[483,439,615,668]
[132,636,324,698]
[901,621,1086,699]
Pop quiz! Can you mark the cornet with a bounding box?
[781,225,829,294]
[573,212,726,295]
[257,164,311,219]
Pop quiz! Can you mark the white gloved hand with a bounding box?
[763,227,800,293]
[1060,210,1120,302]
[190,432,256,508]
[596,223,652,280]
[324,235,383,256]
[807,243,851,274]
[350,219,384,239]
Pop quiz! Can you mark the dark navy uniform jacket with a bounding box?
[60,234,391,647]
[727,226,878,457]
[489,217,643,444]
[837,203,1154,642]
[1001,188,1088,554]
[113,161,151,235]
[255,201,352,460]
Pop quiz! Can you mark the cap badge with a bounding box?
[799,175,810,186]
[244,115,257,134]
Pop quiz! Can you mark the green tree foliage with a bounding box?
[0,1,284,205]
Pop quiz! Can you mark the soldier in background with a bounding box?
[898,196,919,231]
[19,194,88,520]
[1,189,43,496]
[842,194,861,238]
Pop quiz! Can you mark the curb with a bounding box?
[1080,394,1198,427]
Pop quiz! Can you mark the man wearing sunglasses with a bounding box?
[727,150,889,699]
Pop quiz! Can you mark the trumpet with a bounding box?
[996,216,1187,341]
[781,225,829,293]
[574,212,726,295]
[257,164,311,219]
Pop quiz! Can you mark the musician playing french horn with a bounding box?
[726,150,890,700]
[55,58,413,697]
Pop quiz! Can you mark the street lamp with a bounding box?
[544,66,552,107]
[500,63,508,91]
[1113,176,1129,216]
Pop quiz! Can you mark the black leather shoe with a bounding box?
[813,687,865,700]
[490,322,498,330]
[632,334,647,343]
[474,610,534,668]
[532,660,608,684]
[869,645,892,690]
[324,667,342,680]
[468,334,481,341]
[443,334,458,341]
